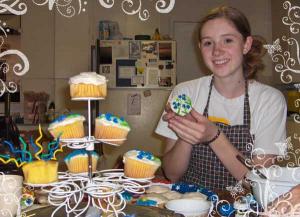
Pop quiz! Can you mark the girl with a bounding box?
[155,6,287,190]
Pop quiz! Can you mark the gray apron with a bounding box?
[181,77,254,190]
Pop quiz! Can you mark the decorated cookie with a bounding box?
[170,94,192,116]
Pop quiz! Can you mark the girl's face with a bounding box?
[199,18,252,80]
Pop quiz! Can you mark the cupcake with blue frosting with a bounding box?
[170,94,192,116]
[123,150,161,179]
[48,114,85,139]
[94,113,130,145]
[64,149,99,173]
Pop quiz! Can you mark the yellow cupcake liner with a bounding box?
[66,156,98,173]
[124,157,159,178]
[94,125,129,145]
[22,161,58,184]
[70,83,107,98]
[49,121,84,139]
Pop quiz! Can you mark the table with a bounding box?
[24,204,184,217]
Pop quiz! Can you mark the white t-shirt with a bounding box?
[155,76,287,155]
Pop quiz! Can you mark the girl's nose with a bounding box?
[212,43,224,56]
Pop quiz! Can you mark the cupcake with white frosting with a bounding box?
[48,114,85,139]
[123,150,161,179]
[170,94,192,116]
[94,113,130,145]
[69,72,107,98]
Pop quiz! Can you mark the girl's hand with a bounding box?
[167,109,219,145]
[268,185,300,215]
[162,103,195,122]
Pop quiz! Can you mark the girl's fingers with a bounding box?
[190,109,207,122]
[169,119,202,144]
[168,123,196,144]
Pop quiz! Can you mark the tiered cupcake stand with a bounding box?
[26,98,152,217]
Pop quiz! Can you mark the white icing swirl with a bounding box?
[69,72,107,85]
[48,115,85,130]
[123,150,161,167]
[95,117,130,131]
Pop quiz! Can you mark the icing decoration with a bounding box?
[64,149,99,162]
[69,72,106,85]
[136,198,157,207]
[136,150,154,160]
[51,113,80,124]
[97,113,130,128]
[21,193,35,209]
[0,125,62,168]
[170,94,192,116]
[171,182,216,201]
[121,191,133,201]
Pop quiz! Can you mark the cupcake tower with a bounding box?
[44,72,160,217]
[44,72,131,216]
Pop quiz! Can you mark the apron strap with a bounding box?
[203,76,214,118]
[244,79,251,129]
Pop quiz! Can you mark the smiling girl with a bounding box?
[155,6,287,190]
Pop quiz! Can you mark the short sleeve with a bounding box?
[155,87,179,140]
[252,88,287,155]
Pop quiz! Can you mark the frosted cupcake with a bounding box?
[94,113,130,145]
[48,114,85,139]
[64,149,99,174]
[69,72,107,98]
[170,94,192,116]
[123,150,161,179]
[22,160,58,184]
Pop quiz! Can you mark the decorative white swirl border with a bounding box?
[0,0,298,217]
[31,0,176,20]
[0,1,29,97]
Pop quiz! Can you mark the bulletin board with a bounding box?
[97,40,176,88]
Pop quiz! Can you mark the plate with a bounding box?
[96,138,126,146]
[165,199,212,217]
[23,204,183,217]
[60,137,95,143]
[124,175,155,181]
[71,97,104,101]
[23,182,60,187]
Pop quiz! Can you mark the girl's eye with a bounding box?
[202,41,212,47]
[224,38,233,44]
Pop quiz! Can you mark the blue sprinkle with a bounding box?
[105,113,112,121]
[178,95,182,99]
[186,105,191,109]
[120,117,124,121]
[113,118,118,123]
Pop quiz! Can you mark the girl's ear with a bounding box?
[198,42,201,49]
[243,36,253,54]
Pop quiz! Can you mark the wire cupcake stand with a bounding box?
[25,98,151,217]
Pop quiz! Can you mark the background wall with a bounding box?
[4,0,298,168]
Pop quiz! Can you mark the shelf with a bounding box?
[108,87,173,91]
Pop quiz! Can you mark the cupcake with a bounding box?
[123,150,161,179]
[64,149,99,174]
[22,160,58,184]
[170,94,192,116]
[94,113,130,145]
[48,114,85,139]
[69,72,107,98]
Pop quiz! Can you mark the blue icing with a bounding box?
[64,149,98,162]
[105,113,112,121]
[136,198,157,207]
[52,114,67,123]
[51,113,81,124]
[121,191,133,201]
[136,150,154,160]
